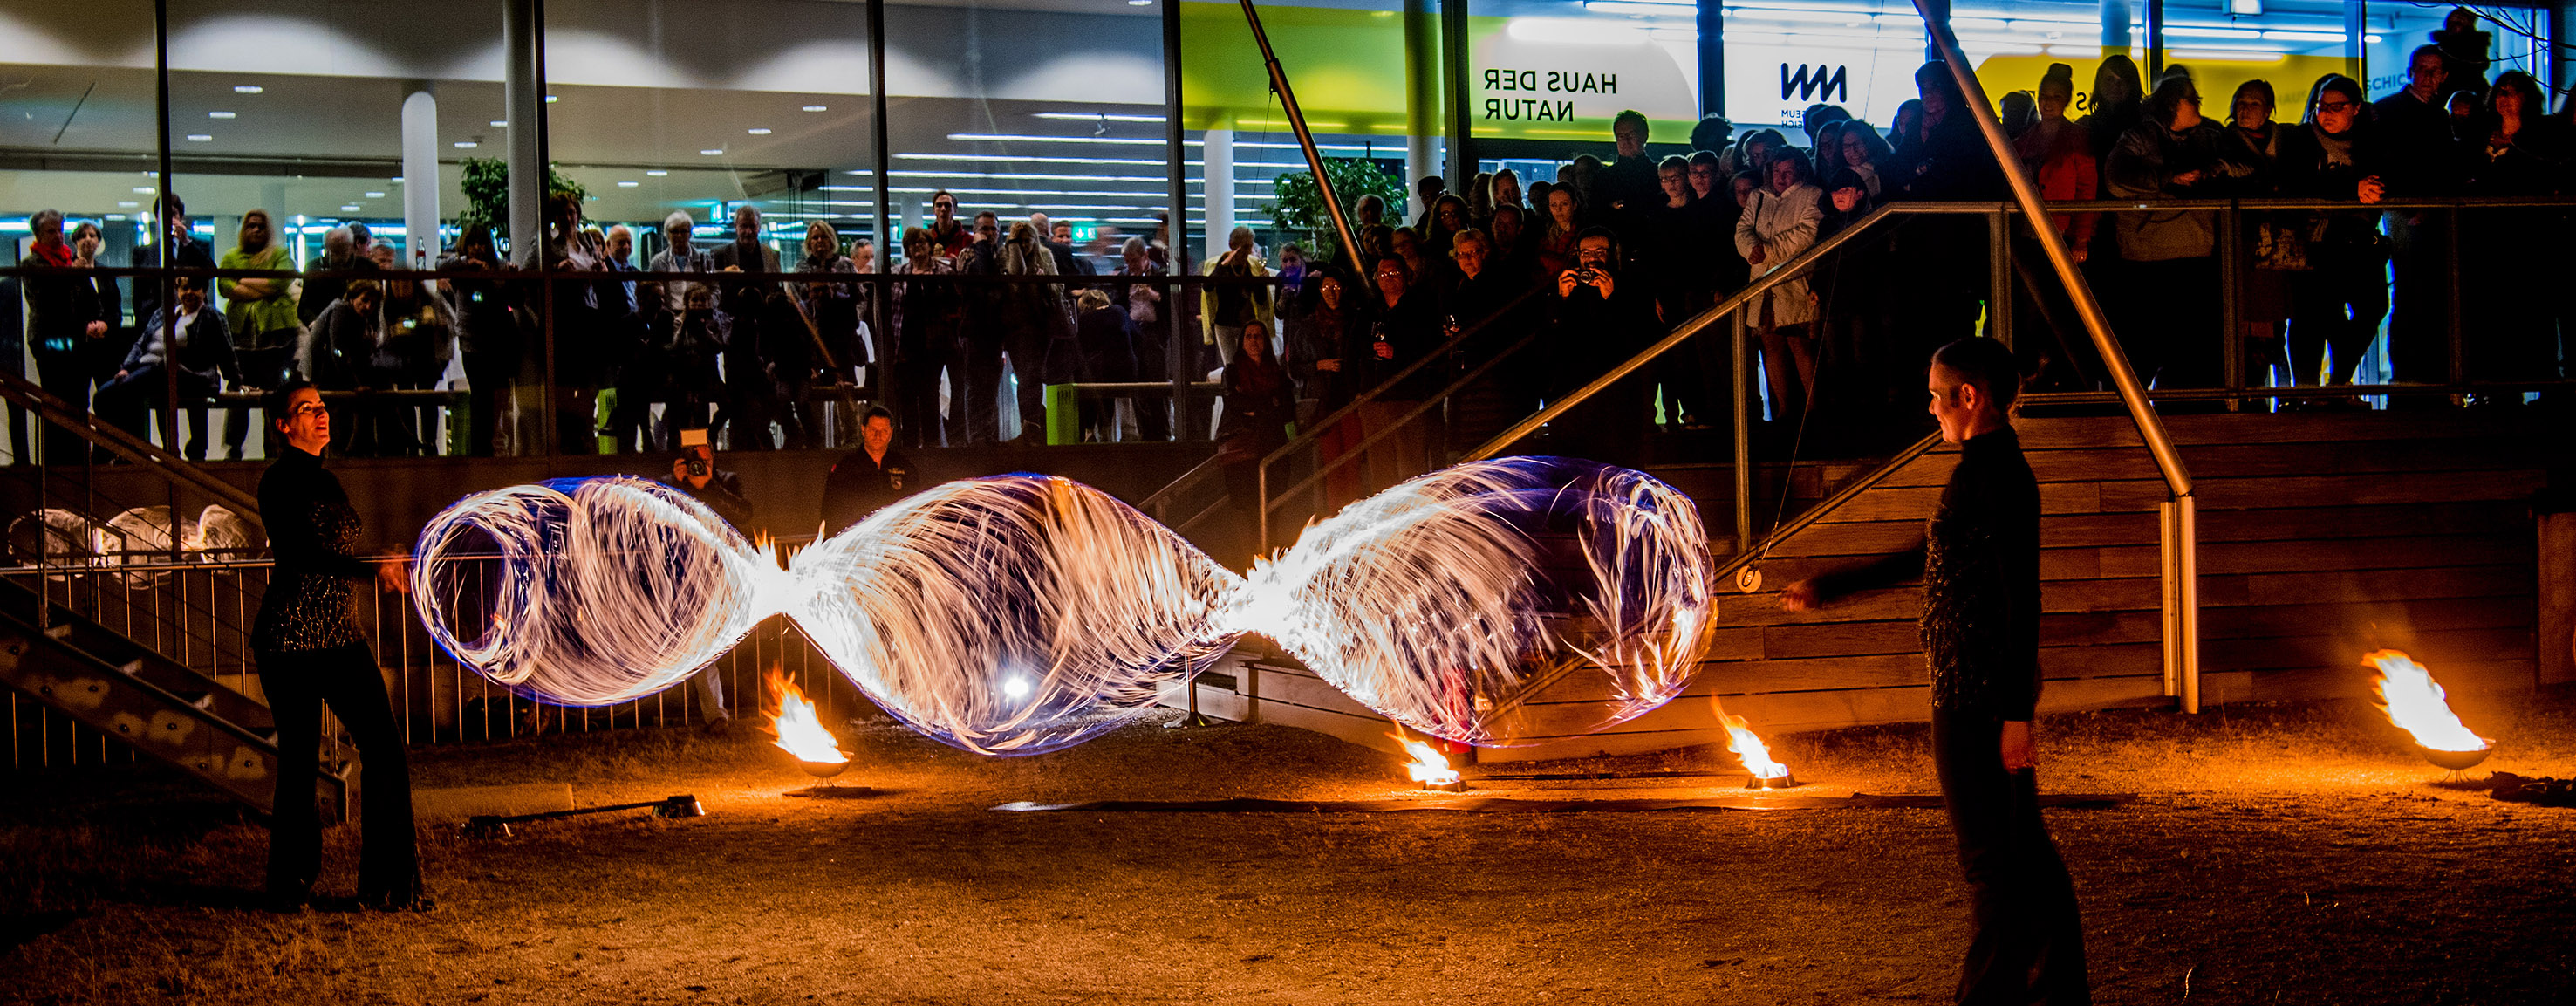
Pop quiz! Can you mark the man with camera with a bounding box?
[1548,226,1653,467]
[658,428,755,729]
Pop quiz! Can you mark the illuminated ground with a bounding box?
[5,687,2573,1005]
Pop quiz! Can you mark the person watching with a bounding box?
[97,275,238,460]
[659,427,754,728]
[818,406,917,537]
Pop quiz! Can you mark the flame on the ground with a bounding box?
[1392,733,1461,786]
[1724,714,1792,780]
[2365,649,2490,753]
[765,665,848,764]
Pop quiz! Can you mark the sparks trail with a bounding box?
[411,458,1718,755]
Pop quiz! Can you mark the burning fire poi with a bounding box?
[766,667,849,767]
[2365,649,2490,759]
[1393,734,1463,787]
[1724,714,1792,781]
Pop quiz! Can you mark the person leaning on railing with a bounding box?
[20,210,112,464]
[892,228,963,448]
[2456,71,2566,394]
[2272,73,2389,400]
[216,209,303,460]
[437,225,524,456]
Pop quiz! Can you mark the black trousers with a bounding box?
[94,365,215,459]
[256,641,420,903]
[1931,708,2089,1005]
[31,347,91,464]
[223,345,300,458]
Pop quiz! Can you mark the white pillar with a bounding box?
[1404,0,1439,213]
[401,86,441,267]
[1202,127,1234,263]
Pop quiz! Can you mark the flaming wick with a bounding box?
[1393,734,1463,787]
[1724,714,1792,780]
[2365,649,2490,754]
[765,667,848,765]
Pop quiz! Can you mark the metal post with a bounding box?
[1913,0,2198,708]
[1235,0,1360,264]
[1987,208,2011,348]
[869,0,892,421]
[154,0,180,465]
[2219,202,2243,407]
[2445,207,2464,387]
[1165,0,1189,440]
[2159,496,2200,712]
[1440,0,1473,183]
[2145,0,2163,80]
[1732,311,1752,555]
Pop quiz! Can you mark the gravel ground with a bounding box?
[4,685,2573,1005]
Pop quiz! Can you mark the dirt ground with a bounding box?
[5,685,2575,1006]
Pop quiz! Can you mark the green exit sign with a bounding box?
[1069,222,1099,243]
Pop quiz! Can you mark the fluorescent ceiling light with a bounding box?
[646,169,669,176]
[208,111,236,120]
[233,85,263,93]
[133,187,155,194]
[186,133,213,141]
[891,153,1176,166]
[1035,112,1167,123]
[617,181,640,188]
[803,105,828,112]
[391,176,405,183]
[1569,5,1680,21]
[544,95,558,103]
[700,148,725,155]
[340,205,362,212]
[454,140,479,148]
[365,191,385,198]
[491,120,509,127]
[118,202,139,208]
[748,127,773,135]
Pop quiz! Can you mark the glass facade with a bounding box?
[2,0,2563,459]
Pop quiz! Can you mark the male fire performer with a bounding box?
[1780,337,2088,1004]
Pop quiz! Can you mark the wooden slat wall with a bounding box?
[1192,412,2559,762]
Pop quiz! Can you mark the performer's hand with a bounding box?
[1999,720,2035,772]
[1778,579,1819,612]
[376,556,412,595]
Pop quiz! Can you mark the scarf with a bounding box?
[28,238,74,269]
[2311,122,2355,168]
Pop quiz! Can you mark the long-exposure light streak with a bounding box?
[412,460,1716,756]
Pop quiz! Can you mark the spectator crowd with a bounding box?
[11,9,2561,483]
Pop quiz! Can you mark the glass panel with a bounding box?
[888,0,1174,445]
[545,0,879,458]
[156,0,506,460]
[0,0,176,465]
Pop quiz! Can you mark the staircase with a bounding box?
[0,373,346,819]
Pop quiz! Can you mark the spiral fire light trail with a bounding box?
[412,459,1717,755]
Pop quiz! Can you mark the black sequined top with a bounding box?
[1811,427,2043,719]
[253,447,374,653]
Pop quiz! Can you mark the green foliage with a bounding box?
[1264,157,1406,263]
[455,157,591,243]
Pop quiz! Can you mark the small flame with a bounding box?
[2365,649,2490,754]
[1725,715,1791,780]
[1391,733,1461,786]
[765,666,848,764]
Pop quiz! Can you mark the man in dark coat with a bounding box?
[2374,45,2462,397]
[817,407,917,537]
[1783,338,2087,1005]
[659,428,754,729]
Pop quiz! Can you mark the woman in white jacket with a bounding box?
[1735,148,1826,422]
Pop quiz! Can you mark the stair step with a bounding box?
[43,624,71,640]
[181,692,215,711]
[117,659,144,675]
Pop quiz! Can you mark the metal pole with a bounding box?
[2218,202,2243,407]
[1732,311,1752,555]
[155,0,180,464]
[1165,0,1189,440]
[1236,0,1359,263]
[1440,0,1472,183]
[869,0,892,424]
[2445,207,2464,387]
[1986,208,2010,348]
[1913,0,2198,708]
[1914,3,2189,499]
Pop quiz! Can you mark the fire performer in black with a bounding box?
[1780,338,2087,1003]
[252,380,426,912]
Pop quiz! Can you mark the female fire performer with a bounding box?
[1779,338,2087,1004]
[252,380,427,912]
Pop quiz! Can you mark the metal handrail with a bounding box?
[0,372,263,518]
